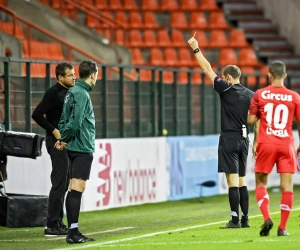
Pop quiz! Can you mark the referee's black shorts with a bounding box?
[217,132,249,176]
[67,150,94,180]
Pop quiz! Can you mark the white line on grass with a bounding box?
[46,227,134,241]
[53,207,300,250]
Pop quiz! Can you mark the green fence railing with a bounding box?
[0,57,297,138]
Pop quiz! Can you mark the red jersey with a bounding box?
[249,85,300,146]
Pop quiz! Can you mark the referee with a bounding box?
[188,34,254,228]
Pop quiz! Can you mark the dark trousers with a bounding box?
[45,135,69,228]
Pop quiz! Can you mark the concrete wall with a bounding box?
[257,0,300,54]
[6,0,131,65]
[0,31,22,75]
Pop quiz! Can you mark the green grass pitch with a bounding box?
[1,185,300,250]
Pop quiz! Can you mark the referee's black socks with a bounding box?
[228,187,240,223]
[239,186,249,221]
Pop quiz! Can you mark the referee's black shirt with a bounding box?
[32,83,69,136]
[213,77,254,133]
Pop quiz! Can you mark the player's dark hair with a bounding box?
[223,65,241,79]
[269,61,286,79]
[79,60,97,79]
[55,62,73,80]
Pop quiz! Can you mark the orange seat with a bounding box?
[178,67,188,84]
[259,65,269,86]
[229,29,250,48]
[209,30,228,48]
[115,29,126,46]
[171,29,186,47]
[164,48,178,67]
[163,71,174,84]
[191,31,209,48]
[143,30,157,47]
[129,12,143,28]
[141,0,159,10]
[239,48,262,67]
[219,48,238,66]
[95,0,107,10]
[115,11,128,26]
[200,0,220,11]
[149,48,164,65]
[144,12,159,28]
[190,12,208,29]
[48,43,64,60]
[108,0,122,10]
[128,30,143,47]
[157,29,171,47]
[51,0,60,9]
[170,12,188,29]
[178,48,194,67]
[86,15,99,29]
[240,67,257,86]
[131,48,145,65]
[38,0,49,5]
[0,21,25,40]
[209,12,230,29]
[161,0,179,11]
[123,0,138,10]
[180,0,198,10]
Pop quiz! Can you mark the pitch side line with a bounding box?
[54,207,300,250]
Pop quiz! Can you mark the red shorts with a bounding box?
[255,143,299,174]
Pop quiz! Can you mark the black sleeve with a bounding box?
[31,90,55,134]
[213,76,231,94]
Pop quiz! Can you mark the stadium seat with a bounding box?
[219,48,238,66]
[129,12,143,28]
[180,0,198,11]
[164,48,178,67]
[163,71,174,84]
[190,12,208,29]
[240,67,257,86]
[170,12,188,29]
[144,30,158,47]
[141,0,159,10]
[149,48,164,65]
[200,0,220,11]
[86,15,99,29]
[209,30,229,48]
[128,30,143,47]
[115,29,126,46]
[171,29,186,47]
[178,67,188,84]
[144,12,159,29]
[209,12,230,29]
[51,0,60,9]
[239,48,262,67]
[161,0,179,11]
[95,0,107,10]
[123,0,139,10]
[259,65,269,86]
[108,0,122,10]
[132,48,146,65]
[157,29,171,47]
[191,31,209,48]
[0,21,25,40]
[178,48,194,67]
[229,29,250,48]
[115,11,128,26]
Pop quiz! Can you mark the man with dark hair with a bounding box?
[56,60,98,244]
[188,35,254,228]
[32,62,76,236]
[248,61,300,237]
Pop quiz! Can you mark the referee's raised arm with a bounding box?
[187,33,217,83]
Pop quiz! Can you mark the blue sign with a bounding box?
[167,135,220,200]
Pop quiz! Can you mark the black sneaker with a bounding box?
[220,220,241,229]
[44,226,68,236]
[241,220,250,228]
[278,229,290,236]
[66,230,95,244]
[59,221,68,230]
[260,218,273,236]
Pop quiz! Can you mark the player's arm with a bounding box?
[252,119,260,159]
[295,117,300,156]
[188,34,217,83]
